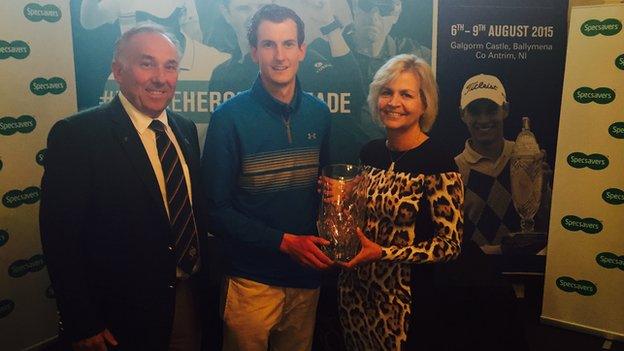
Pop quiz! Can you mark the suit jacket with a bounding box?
[40,96,208,350]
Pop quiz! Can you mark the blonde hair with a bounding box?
[368,54,439,132]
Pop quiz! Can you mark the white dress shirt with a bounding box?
[119,92,193,215]
[119,93,198,277]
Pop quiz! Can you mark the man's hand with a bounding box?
[338,228,382,269]
[279,233,334,270]
[72,329,118,351]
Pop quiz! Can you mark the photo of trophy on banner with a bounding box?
[317,164,365,262]
[504,116,549,255]
[510,117,543,233]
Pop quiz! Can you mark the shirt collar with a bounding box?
[461,139,514,165]
[250,74,302,116]
[461,139,485,165]
[118,92,168,135]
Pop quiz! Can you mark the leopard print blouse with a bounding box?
[339,138,464,351]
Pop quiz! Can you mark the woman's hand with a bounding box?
[338,227,382,269]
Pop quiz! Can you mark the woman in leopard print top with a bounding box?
[338,54,464,350]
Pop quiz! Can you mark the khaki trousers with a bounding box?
[221,276,320,351]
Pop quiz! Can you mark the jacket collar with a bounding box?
[250,74,302,117]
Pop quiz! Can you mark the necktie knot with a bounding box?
[149,120,166,134]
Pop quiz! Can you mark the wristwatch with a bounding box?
[320,16,343,36]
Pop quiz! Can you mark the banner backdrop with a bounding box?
[435,0,567,270]
[71,0,434,163]
[0,1,77,350]
[0,0,574,349]
[542,3,624,341]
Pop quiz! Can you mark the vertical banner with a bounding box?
[0,1,77,350]
[70,0,433,164]
[542,3,624,341]
[435,0,567,271]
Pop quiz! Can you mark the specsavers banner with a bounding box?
[542,3,624,341]
[0,1,77,350]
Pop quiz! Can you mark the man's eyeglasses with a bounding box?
[357,0,399,17]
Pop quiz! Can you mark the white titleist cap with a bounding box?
[460,74,507,109]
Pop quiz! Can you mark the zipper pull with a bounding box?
[283,118,292,144]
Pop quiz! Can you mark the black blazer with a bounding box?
[40,96,208,350]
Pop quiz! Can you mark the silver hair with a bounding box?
[112,24,181,64]
[367,54,439,132]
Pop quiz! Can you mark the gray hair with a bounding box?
[368,54,439,132]
[113,24,181,64]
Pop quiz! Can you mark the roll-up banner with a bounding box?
[0,1,77,350]
[435,0,567,272]
[541,3,624,341]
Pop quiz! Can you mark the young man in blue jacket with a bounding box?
[202,4,333,351]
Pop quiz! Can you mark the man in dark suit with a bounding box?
[40,24,206,351]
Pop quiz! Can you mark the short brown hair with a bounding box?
[247,4,305,48]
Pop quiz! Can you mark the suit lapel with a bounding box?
[108,96,169,220]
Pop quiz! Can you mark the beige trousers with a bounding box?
[221,276,320,351]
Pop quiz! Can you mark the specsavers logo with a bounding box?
[2,186,41,208]
[609,122,624,139]
[0,230,8,247]
[36,149,46,166]
[581,19,622,36]
[616,54,624,70]
[596,252,624,271]
[556,277,597,296]
[602,188,624,205]
[561,215,603,234]
[8,254,46,278]
[23,3,61,23]
[567,152,609,170]
[0,40,30,60]
[0,300,15,319]
[30,77,66,95]
[573,87,615,104]
[0,115,36,136]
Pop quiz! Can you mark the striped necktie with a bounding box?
[149,120,199,275]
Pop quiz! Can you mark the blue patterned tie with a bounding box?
[149,120,199,275]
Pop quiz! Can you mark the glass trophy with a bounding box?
[317,164,364,262]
